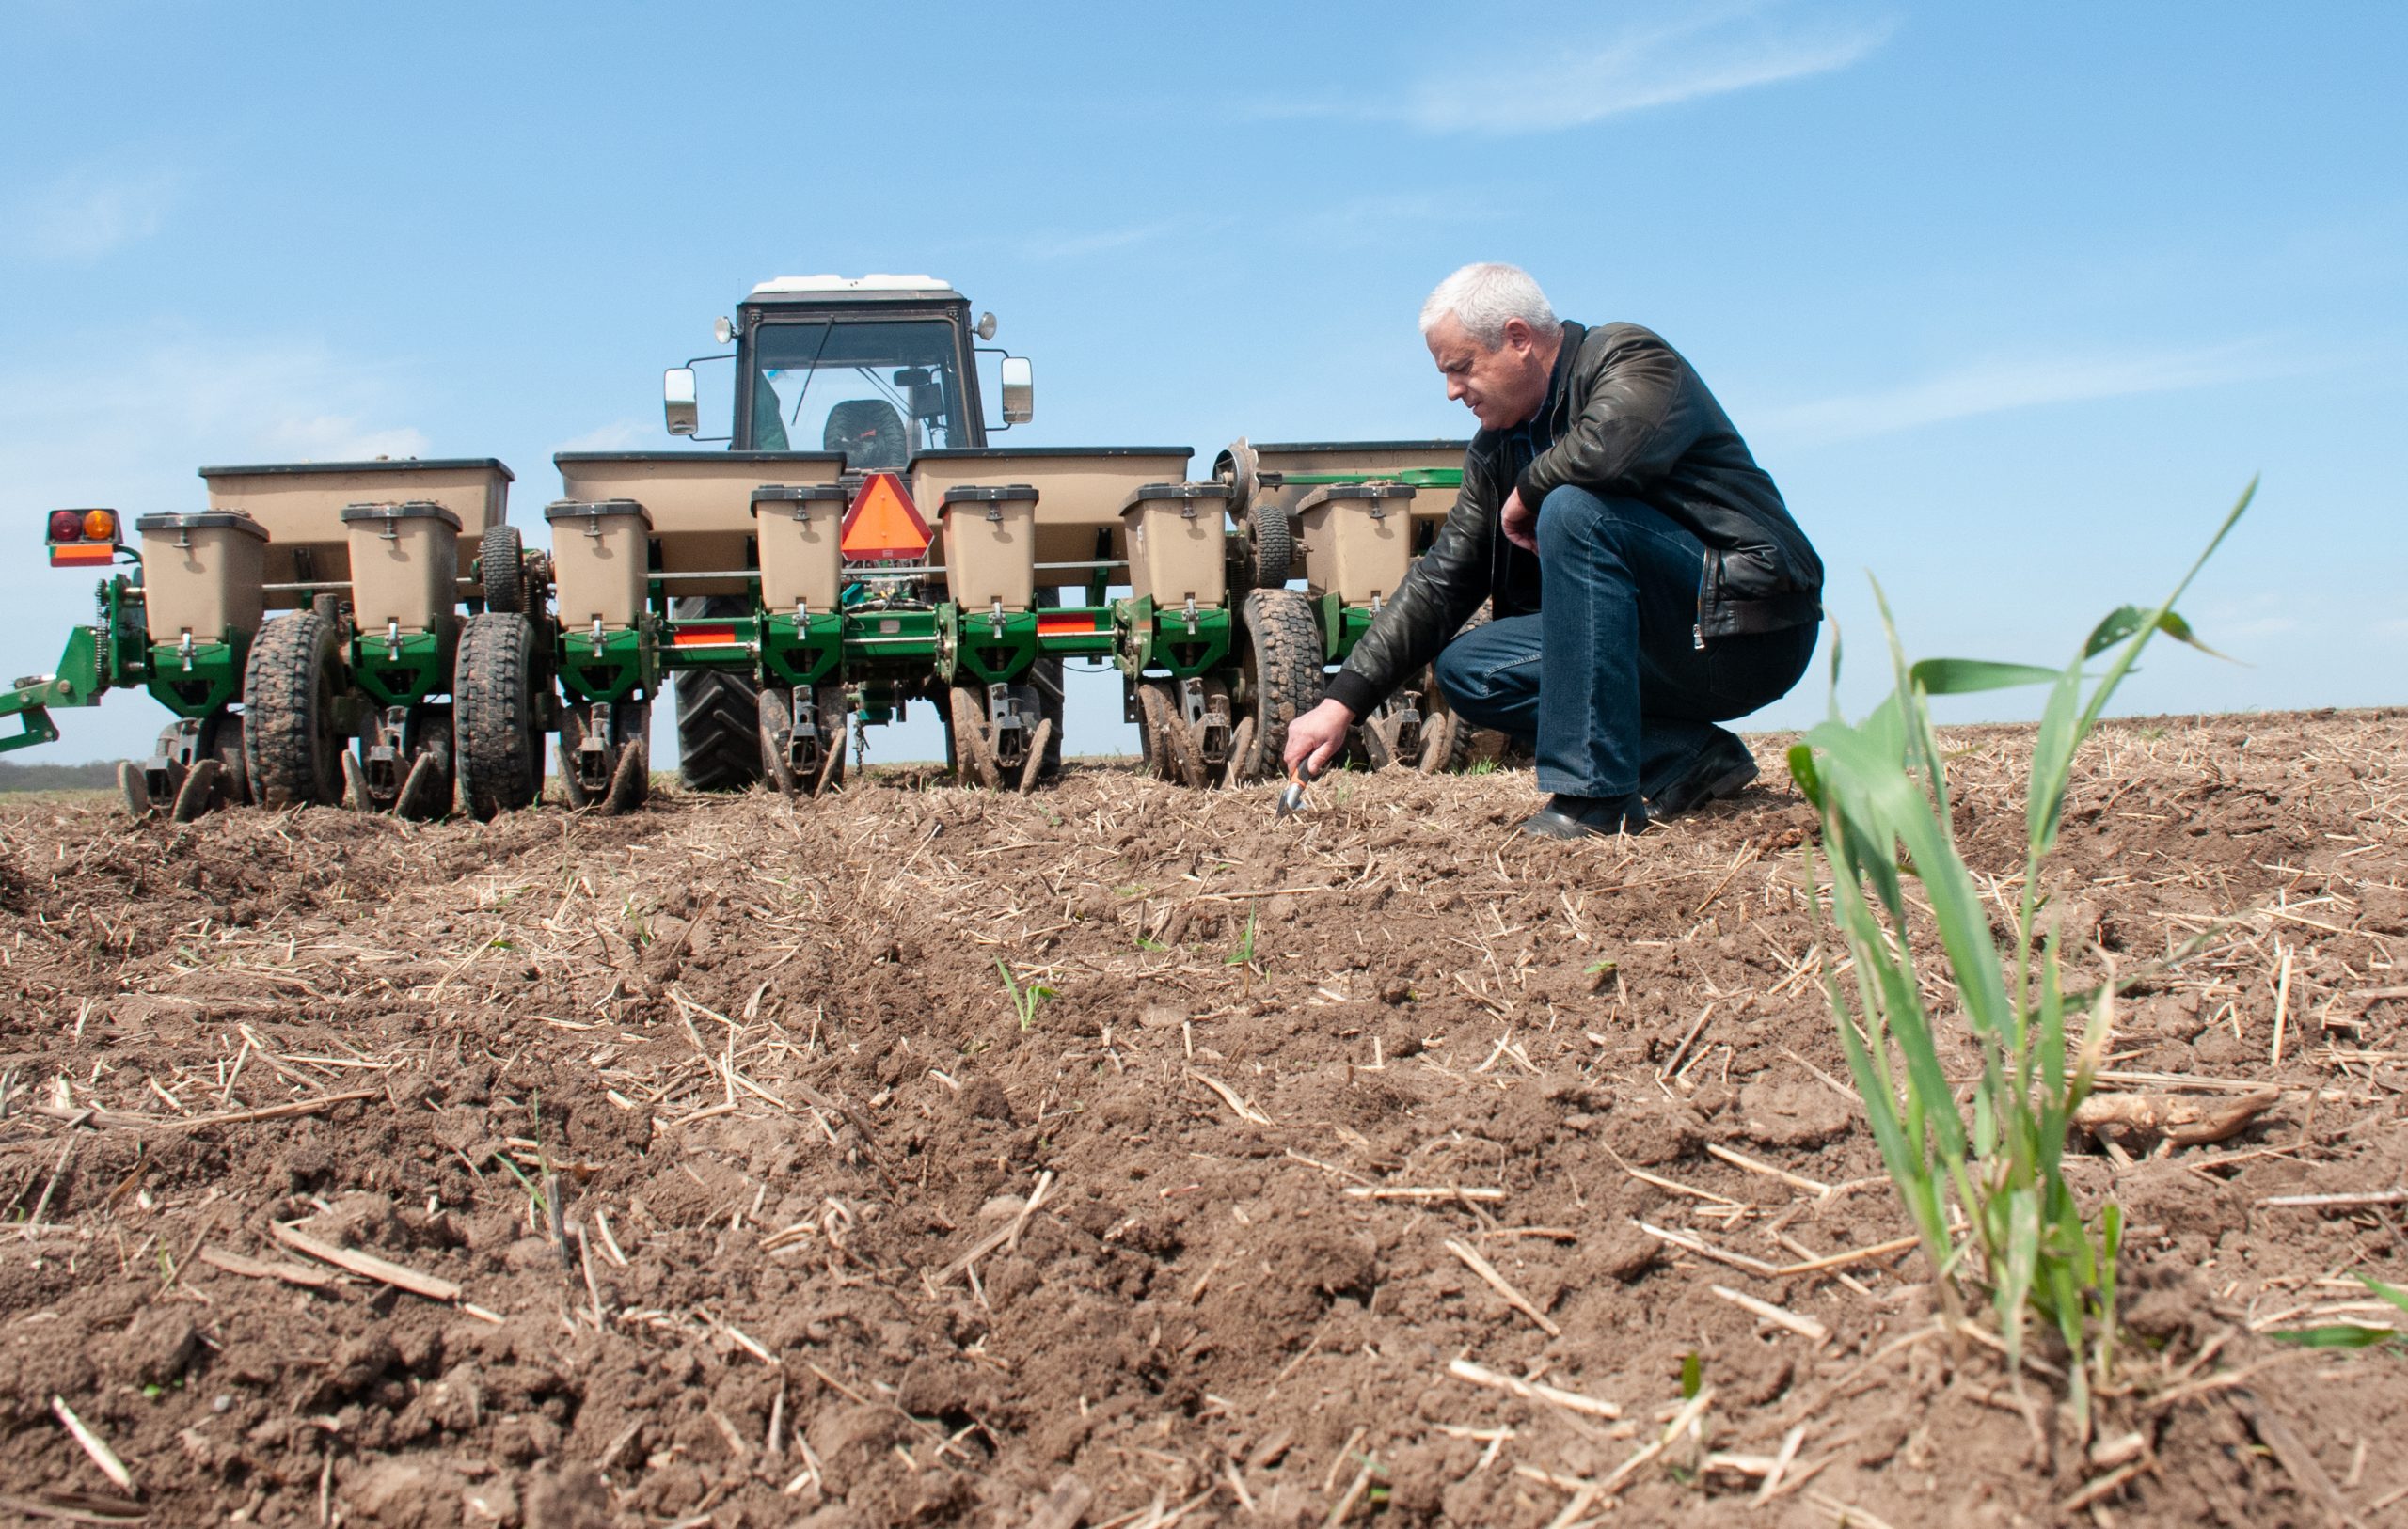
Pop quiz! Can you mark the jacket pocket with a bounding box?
[1711,545,1785,600]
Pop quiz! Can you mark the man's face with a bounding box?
[1426,314,1552,431]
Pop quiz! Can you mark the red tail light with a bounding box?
[47,511,84,543]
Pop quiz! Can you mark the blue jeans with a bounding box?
[1431,486,1816,800]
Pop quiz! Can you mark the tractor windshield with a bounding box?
[748,318,967,465]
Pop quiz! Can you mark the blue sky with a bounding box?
[3,2,2401,765]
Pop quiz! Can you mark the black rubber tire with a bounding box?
[454,612,546,821]
[1248,501,1291,589]
[242,612,347,809]
[1234,588,1324,782]
[481,525,526,615]
[672,596,766,792]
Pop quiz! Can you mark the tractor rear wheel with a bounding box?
[242,612,348,808]
[454,612,546,820]
[672,596,766,791]
[1230,588,1323,783]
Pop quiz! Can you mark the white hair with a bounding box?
[1418,262,1560,349]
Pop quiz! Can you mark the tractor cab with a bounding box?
[663,275,1033,454]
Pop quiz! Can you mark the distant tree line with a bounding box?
[0,759,123,793]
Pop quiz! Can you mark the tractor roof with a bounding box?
[746,274,961,304]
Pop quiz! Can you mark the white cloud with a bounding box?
[18,169,181,260]
[0,333,432,512]
[1256,4,1894,135]
[1756,343,2271,446]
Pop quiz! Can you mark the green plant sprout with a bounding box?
[1225,904,1259,969]
[2273,1276,2408,1349]
[994,957,1055,1031]
[1789,482,2252,1429]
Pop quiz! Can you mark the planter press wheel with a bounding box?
[759,685,848,799]
[1134,680,1207,789]
[391,704,456,821]
[121,710,252,822]
[1414,678,1477,773]
[945,684,1004,791]
[454,612,547,821]
[1228,587,1323,785]
[558,700,650,813]
[946,681,1050,794]
[1418,598,1499,773]
[242,612,349,809]
[1355,701,1418,771]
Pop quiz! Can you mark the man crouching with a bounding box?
[1282,262,1825,839]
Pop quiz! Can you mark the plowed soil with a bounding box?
[1,709,2404,1529]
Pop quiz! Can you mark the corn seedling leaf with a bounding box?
[2272,1324,2400,1349]
[2362,1275,2408,1317]
[1909,658,2067,695]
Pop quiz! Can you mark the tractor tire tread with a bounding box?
[242,612,345,809]
[1237,588,1324,780]
[480,525,526,615]
[455,612,544,821]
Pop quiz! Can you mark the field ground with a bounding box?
[0,709,2402,1528]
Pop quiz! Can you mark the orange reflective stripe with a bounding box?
[49,544,115,566]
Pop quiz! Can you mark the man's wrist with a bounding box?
[1322,671,1378,720]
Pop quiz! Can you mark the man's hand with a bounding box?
[1281,698,1354,776]
[1499,487,1536,552]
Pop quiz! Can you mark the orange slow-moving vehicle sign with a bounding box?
[838,472,930,561]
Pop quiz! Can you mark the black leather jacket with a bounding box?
[1323,321,1822,718]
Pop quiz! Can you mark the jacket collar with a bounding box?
[1540,321,1585,418]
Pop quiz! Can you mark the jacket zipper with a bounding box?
[1694,548,1714,650]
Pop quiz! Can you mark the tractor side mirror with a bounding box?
[663,368,699,436]
[1000,356,1034,425]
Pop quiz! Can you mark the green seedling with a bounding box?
[1789,483,2252,1428]
[994,958,1055,1031]
[1225,904,1259,968]
[2273,1276,2408,1349]
[489,1148,547,1222]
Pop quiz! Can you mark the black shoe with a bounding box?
[1645,733,1758,819]
[1516,792,1647,840]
